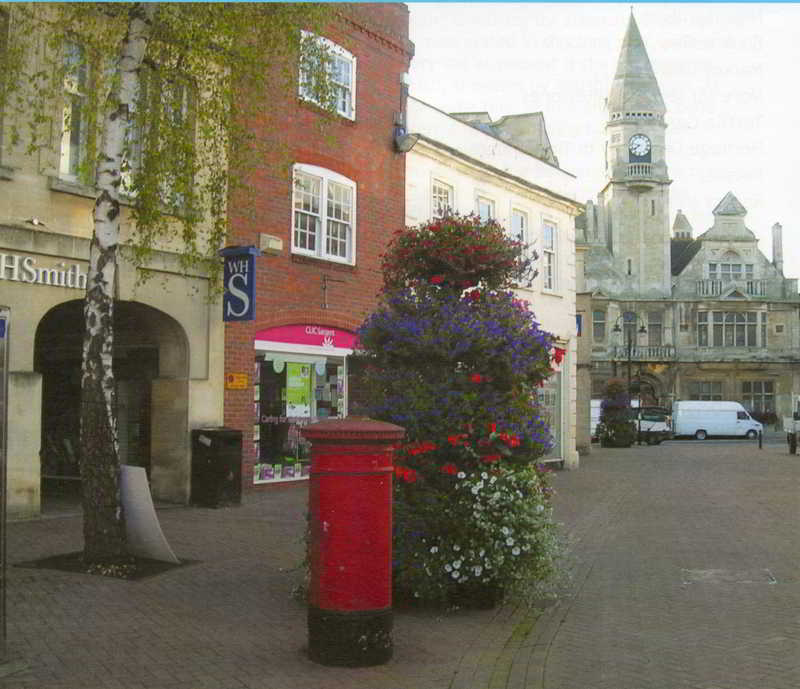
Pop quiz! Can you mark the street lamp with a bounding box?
[613,312,647,443]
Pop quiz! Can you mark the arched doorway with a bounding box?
[35,300,189,509]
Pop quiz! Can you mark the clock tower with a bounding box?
[597,12,672,297]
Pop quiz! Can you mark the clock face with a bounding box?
[629,134,651,157]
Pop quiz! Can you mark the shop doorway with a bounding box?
[35,299,188,511]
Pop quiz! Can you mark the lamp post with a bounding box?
[613,312,647,444]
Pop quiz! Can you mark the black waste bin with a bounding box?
[190,427,242,507]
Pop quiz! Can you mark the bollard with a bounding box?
[758,430,762,449]
[301,417,405,667]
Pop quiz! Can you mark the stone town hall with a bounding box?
[577,13,800,419]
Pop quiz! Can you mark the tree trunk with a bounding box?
[80,2,157,565]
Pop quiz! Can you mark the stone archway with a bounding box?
[34,299,190,507]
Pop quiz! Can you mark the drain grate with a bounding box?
[681,568,777,584]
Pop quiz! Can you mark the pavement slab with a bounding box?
[0,434,797,689]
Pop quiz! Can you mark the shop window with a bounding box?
[298,32,356,120]
[253,356,346,483]
[292,163,355,264]
[537,371,562,460]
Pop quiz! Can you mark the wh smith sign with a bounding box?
[220,246,260,322]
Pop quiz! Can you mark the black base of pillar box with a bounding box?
[307,606,393,667]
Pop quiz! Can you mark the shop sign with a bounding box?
[255,324,357,350]
[220,246,260,322]
[0,252,87,290]
[225,373,249,389]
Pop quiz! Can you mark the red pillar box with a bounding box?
[301,417,405,667]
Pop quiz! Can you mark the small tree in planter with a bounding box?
[597,379,636,448]
[355,214,564,606]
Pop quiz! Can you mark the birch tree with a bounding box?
[2,2,337,564]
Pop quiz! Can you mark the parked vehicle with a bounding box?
[631,406,672,445]
[590,399,602,441]
[591,399,672,445]
[672,400,762,440]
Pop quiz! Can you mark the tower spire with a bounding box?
[607,13,665,116]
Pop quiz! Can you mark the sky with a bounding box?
[407,2,800,277]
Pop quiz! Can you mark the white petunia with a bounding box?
[453,560,462,569]
[451,571,460,579]
[457,472,466,479]
[444,564,452,572]
[506,537,514,546]
[481,472,488,479]
[430,546,439,554]
[501,526,510,536]
[453,545,460,551]
[512,547,521,556]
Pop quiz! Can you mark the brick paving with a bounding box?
[0,432,797,688]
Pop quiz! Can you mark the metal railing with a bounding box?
[611,344,675,361]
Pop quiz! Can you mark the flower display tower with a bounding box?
[356,214,563,606]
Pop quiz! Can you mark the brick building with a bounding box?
[223,4,414,487]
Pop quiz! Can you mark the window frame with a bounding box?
[688,381,722,401]
[592,310,606,342]
[59,40,93,184]
[431,178,454,219]
[476,194,495,222]
[511,206,529,245]
[542,219,557,291]
[298,32,356,121]
[741,380,775,413]
[291,163,356,266]
[697,310,761,348]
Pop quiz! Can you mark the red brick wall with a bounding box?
[224,4,413,489]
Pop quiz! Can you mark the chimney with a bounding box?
[772,222,784,275]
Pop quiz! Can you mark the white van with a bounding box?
[672,400,762,440]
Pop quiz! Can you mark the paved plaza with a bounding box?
[0,433,797,689]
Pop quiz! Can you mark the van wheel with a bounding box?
[694,430,707,440]
[746,429,758,440]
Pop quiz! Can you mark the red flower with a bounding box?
[481,454,501,464]
[430,275,445,284]
[440,463,458,475]
[465,289,481,302]
[394,465,418,483]
[447,434,467,446]
[487,422,497,434]
[551,347,566,365]
[470,373,483,383]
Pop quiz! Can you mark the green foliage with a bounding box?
[2,2,336,286]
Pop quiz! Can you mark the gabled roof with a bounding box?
[607,13,666,115]
[671,238,701,275]
[672,209,693,237]
[712,191,747,216]
[698,191,756,242]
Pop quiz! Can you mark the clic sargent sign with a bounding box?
[0,252,87,289]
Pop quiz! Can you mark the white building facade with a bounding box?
[404,96,583,468]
